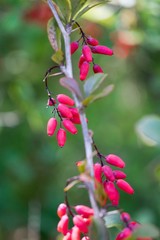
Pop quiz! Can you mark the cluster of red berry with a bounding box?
[94,154,134,207]
[46,94,85,147]
[57,203,94,240]
[70,28,113,81]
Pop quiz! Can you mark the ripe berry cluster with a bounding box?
[46,94,84,147]
[57,203,93,240]
[70,22,113,81]
[94,153,134,207]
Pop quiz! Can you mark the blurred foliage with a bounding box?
[0,0,160,239]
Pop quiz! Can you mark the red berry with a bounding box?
[117,179,134,194]
[94,163,102,183]
[57,128,66,147]
[80,61,90,81]
[73,215,88,234]
[104,181,119,205]
[116,227,132,240]
[91,45,113,56]
[57,94,75,106]
[105,154,125,168]
[47,97,56,106]
[57,203,67,218]
[71,226,80,240]
[47,117,57,136]
[57,214,69,235]
[63,232,71,240]
[78,54,86,68]
[87,36,99,46]
[74,205,94,218]
[102,165,115,182]
[58,104,73,119]
[70,41,79,55]
[113,170,127,179]
[93,64,103,73]
[82,45,92,62]
[121,212,131,222]
[62,119,78,134]
[69,108,81,124]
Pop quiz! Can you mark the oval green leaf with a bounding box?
[104,210,123,229]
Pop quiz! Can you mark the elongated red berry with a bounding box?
[104,181,119,205]
[63,232,71,240]
[116,227,132,240]
[113,170,127,179]
[91,45,113,56]
[105,154,125,168]
[71,226,80,240]
[47,97,56,106]
[80,61,90,81]
[73,215,88,234]
[47,117,57,136]
[121,212,131,222]
[78,54,86,68]
[93,64,103,73]
[94,163,102,183]
[117,179,134,194]
[62,119,78,134]
[57,203,67,218]
[57,214,69,235]
[57,94,74,106]
[87,36,99,46]
[57,128,66,147]
[69,108,81,124]
[75,205,94,218]
[82,45,92,62]
[58,104,73,119]
[70,41,79,55]
[102,165,115,181]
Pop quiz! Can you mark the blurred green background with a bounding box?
[0,0,160,239]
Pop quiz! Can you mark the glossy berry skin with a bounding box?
[78,54,86,68]
[74,205,94,218]
[62,119,78,134]
[57,214,69,235]
[73,215,88,234]
[47,117,57,136]
[102,165,115,182]
[58,104,73,119]
[82,45,92,62]
[94,163,102,183]
[87,36,99,46]
[105,154,125,168]
[116,227,132,240]
[113,170,127,179]
[117,179,134,195]
[63,232,71,240]
[57,94,74,106]
[57,203,67,218]
[104,181,119,206]
[91,45,113,56]
[71,226,80,240]
[93,64,103,73]
[57,128,66,147]
[80,61,90,81]
[70,41,79,55]
[121,212,131,222]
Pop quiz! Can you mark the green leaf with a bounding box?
[136,115,160,146]
[60,77,83,99]
[89,217,110,240]
[70,0,87,20]
[74,0,110,20]
[133,223,160,238]
[82,84,114,107]
[84,73,107,97]
[51,49,64,64]
[53,0,72,23]
[104,210,123,229]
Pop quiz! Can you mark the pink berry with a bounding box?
[105,154,125,168]
[62,119,78,134]
[57,128,66,147]
[91,45,113,56]
[113,170,127,179]
[57,214,69,235]
[69,108,81,124]
[104,181,119,205]
[71,226,80,240]
[73,215,88,234]
[63,232,71,240]
[94,163,102,183]
[78,54,86,68]
[121,212,131,222]
[82,45,92,62]
[116,227,132,240]
[47,117,57,136]
[93,64,103,73]
[74,205,94,218]
[117,179,134,194]
[87,37,99,46]
[57,203,67,218]
[57,94,74,106]
[70,41,79,55]
[102,165,115,181]
[58,104,73,119]
[80,61,90,81]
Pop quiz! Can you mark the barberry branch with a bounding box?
[47,0,100,218]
